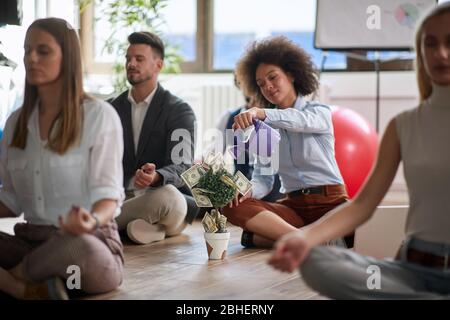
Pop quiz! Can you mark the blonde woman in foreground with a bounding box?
[269,2,450,299]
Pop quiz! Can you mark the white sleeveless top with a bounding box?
[395,84,450,245]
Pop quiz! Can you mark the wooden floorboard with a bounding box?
[0,189,408,300]
[84,222,320,300]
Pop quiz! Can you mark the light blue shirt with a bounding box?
[251,96,344,199]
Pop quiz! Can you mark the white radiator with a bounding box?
[201,85,246,132]
[191,85,245,157]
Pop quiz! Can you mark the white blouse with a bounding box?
[0,98,125,226]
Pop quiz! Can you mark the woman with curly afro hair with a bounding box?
[222,36,352,249]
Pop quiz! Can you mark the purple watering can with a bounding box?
[229,118,280,160]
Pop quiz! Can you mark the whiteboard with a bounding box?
[315,0,437,50]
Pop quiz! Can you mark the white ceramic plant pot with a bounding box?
[204,232,230,260]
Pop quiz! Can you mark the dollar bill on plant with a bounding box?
[180,152,252,209]
[202,209,228,233]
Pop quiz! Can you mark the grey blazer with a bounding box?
[110,83,199,222]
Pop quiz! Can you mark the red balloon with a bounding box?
[332,108,379,198]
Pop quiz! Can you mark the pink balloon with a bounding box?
[332,108,379,198]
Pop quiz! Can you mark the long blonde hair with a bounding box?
[11,18,86,154]
[415,2,450,102]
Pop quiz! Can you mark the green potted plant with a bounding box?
[180,152,252,260]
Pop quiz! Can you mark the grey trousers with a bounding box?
[116,184,188,237]
[0,222,124,294]
[300,246,450,299]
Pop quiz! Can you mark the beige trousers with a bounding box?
[116,185,188,237]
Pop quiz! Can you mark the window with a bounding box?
[163,0,197,62]
[92,0,120,64]
[213,0,346,71]
[80,0,450,74]
[47,0,79,28]
[0,0,79,127]
[81,0,197,73]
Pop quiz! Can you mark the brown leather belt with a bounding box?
[287,186,325,196]
[407,248,449,270]
[287,184,347,197]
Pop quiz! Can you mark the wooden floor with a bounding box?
[0,187,408,300]
[88,222,321,300]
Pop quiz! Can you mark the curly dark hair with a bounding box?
[236,36,319,107]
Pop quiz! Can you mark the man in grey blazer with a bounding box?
[110,31,198,244]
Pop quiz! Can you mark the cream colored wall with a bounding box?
[355,206,408,259]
